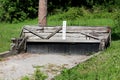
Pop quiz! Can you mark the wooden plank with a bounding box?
[23,26,109,33]
[24,27,45,39]
[28,36,88,41]
[25,26,109,30]
[17,37,28,50]
[24,33,108,41]
[23,30,108,33]
[24,26,109,30]
[24,33,87,39]
[45,27,62,39]
[0,51,11,58]
[23,26,110,42]
[44,27,109,33]
[26,42,100,54]
[79,32,100,40]
[27,39,100,43]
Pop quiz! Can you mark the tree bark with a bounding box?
[38,0,47,27]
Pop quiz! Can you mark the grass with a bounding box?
[21,68,48,80]
[0,19,38,52]
[54,40,120,80]
[48,18,113,27]
[47,9,114,26]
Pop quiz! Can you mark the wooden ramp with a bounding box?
[10,25,111,54]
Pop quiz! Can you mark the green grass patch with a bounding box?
[0,19,38,52]
[48,18,113,27]
[21,68,48,80]
[55,41,120,80]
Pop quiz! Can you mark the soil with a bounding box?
[0,53,91,80]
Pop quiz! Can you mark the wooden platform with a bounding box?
[11,25,111,54]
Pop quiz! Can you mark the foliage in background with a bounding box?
[112,11,120,40]
[48,6,115,23]
[0,0,120,23]
[0,0,38,23]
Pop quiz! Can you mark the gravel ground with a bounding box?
[0,53,90,80]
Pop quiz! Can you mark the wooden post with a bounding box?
[38,0,47,27]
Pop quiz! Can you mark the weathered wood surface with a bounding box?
[45,27,62,39]
[10,25,111,54]
[23,26,109,33]
[27,39,100,43]
[0,51,10,58]
[22,26,110,43]
[24,32,108,41]
[24,27,45,39]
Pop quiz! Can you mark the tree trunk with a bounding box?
[38,0,47,27]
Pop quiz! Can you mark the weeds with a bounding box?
[21,68,48,80]
[34,68,48,80]
[21,76,30,80]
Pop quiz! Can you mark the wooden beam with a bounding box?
[45,27,62,39]
[17,37,27,49]
[79,32,100,40]
[24,27,45,39]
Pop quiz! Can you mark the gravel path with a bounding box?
[0,53,90,80]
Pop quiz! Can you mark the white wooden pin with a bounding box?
[62,21,67,40]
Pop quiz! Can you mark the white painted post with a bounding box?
[62,21,67,40]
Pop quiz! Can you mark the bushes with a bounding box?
[48,7,84,22]
[0,0,119,23]
[57,7,83,20]
[113,11,120,33]
[112,11,120,40]
[48,7,115,22]
[0,0,38,23]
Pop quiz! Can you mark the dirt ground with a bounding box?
[0,53,93,80]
